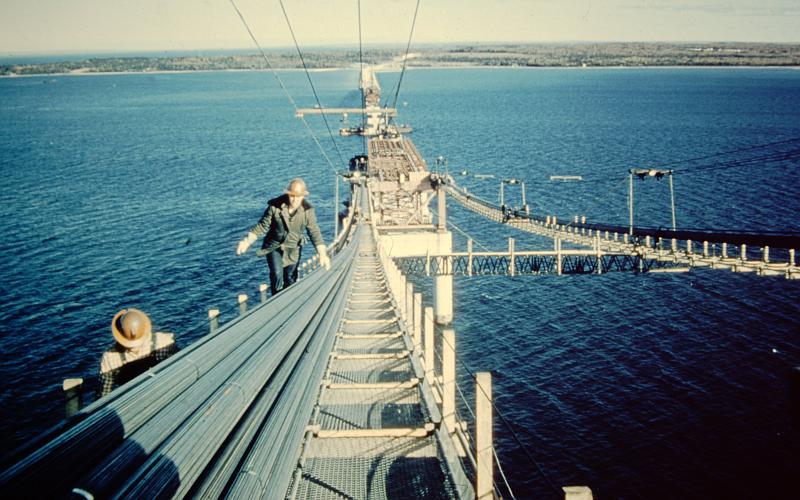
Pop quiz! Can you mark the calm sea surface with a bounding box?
[1,67,799,498]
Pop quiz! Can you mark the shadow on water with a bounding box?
[1,409,180,499]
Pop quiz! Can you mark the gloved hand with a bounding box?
[316,244,331,270]
[236,232,258,255]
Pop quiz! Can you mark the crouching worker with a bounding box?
[236,178,331,295]
[100,308,175,396]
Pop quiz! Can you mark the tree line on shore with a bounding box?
[3,43,798,76]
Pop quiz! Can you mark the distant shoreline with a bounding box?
[0,68,322,78]
[3,43,799,77]
[2,65,799,79]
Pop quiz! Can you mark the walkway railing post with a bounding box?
[595,234,602,274]
[741,244,748,261]
[424,307,435,385]
[413,293,422,351]
[405,282,414,323]
[435,235,453,325]
[763,246,770,263]
[259,283,268,303]
[722,242,728,259]
[425,250,431,276]
[442,328,456,435]
[238,294,248,316]
[476,372,493,500]
[628,171,634,235]
[208,308,220,334]
[467,239,473,277]
[437,184,447,232]
[397,273,406,317]
[63,378,83,418]
[509,237,515,277]
[563,486,594,499]
[556,237,563,275]
[334,170,339,240]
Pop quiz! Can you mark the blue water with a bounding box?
[2,68,800,498]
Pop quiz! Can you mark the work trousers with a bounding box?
[265,247,301,296]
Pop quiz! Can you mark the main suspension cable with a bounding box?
[228,0,337,173]
[650,135,800,169]
[391,0,422,110]
[357,0,367,156]
[675,147,800,175]
[278,0,348,168]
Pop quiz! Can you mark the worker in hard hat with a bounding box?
[236,178,330,295]
[100,308,175,396]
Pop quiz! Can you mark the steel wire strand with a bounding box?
[278,0,347,168]
[204,280,345,498]
[115,244,357,498]
[447,174,629,234]
[261,268,355,496]
[648,135,800,169]
[431,341,518,499]
[75,273,336,496]
[357,0,367,156]
[574,136,800,182]
[182,199,358,357]
[228,0,338,173]
[449,176,800,245]
[437,330,562,498]
[448,137,800,232]
[558,175,630,231]
[675,147,800,175]
[0,258,328,495]
[225,236,360,497]
[391,0,422,111]
[191,234,359,497]
[428,206,492,251]
[0,296,245,470]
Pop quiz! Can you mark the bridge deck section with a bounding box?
[368,137,433,226]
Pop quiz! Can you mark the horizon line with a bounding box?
[3,40,800,59]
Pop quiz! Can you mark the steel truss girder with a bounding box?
[395,254,677,276]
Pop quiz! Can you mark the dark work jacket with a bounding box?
[249,194,325,257]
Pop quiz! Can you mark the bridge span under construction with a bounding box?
[2,67,797,500]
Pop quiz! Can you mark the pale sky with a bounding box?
[1,0,798,55]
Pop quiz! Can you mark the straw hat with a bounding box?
[111,308,152,348]
[284,178,309,197]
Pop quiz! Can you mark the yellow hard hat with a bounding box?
[285,178,309,197]
[111,308,152,348]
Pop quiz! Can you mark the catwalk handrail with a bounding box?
[443,177,800,249]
